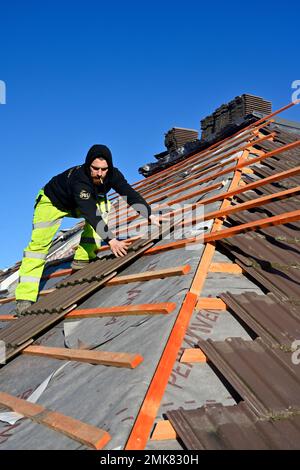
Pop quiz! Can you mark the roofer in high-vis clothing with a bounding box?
[15,144,162,316]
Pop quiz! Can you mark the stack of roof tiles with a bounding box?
[201,94,272,140]
[139,95,271,178]
[164,127,198,152]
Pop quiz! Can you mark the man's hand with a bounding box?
[108,238,132,257]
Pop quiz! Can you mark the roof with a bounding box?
[0,101,300,450]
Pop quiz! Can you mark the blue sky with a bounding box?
[0,0,299,269]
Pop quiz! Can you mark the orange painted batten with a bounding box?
[42,268,73,280]
[23,345,143,369]
[209,263,243,274]
[180,348,207,363]
[66,302,177,319]
[151,420,177,441]
[106,265,191,285]
[125,292,198,450]
[196,298,227,310]
[0,315,17,321]
[0,288,56,306]
[0,391,111,450]
[242,167,254,174]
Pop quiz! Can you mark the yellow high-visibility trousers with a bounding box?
[15,189,110,302]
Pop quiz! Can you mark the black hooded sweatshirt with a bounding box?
[44,144,151,243]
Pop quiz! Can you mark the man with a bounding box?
[15,144,161,316]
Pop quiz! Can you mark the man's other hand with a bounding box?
[108,238,132,257]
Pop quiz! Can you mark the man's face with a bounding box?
[90,158,109,185]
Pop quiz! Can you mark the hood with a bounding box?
[84,144,113,177]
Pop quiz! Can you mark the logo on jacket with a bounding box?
[79,189,91,200]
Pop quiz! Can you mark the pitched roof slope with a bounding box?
[0,103,299,449]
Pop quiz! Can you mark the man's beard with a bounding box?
[92,176,104,185]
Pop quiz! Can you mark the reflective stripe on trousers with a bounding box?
[23,250,47,260]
